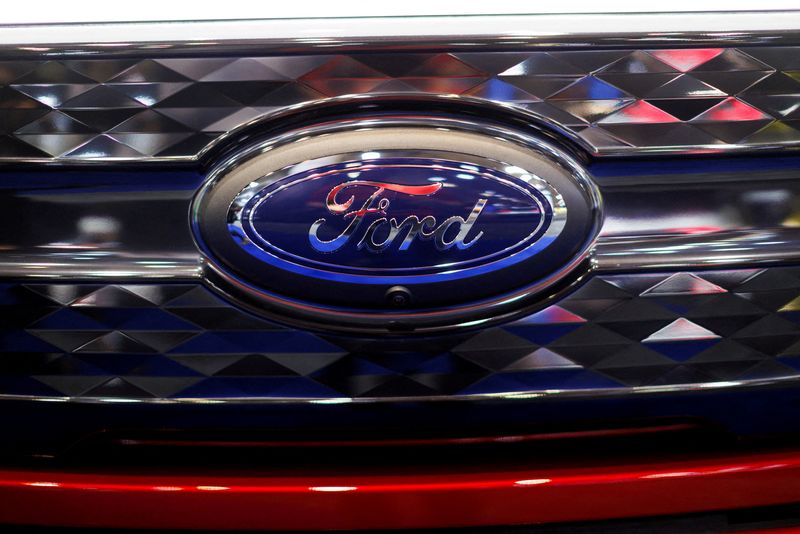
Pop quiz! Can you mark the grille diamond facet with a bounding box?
[0,267,798,400]
[0,47,798,159]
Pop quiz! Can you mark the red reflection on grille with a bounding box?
[605,101,681,124]
[649,49,724,72]
[695,98,770,121]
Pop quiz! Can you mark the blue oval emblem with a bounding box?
[228,157,564,283]
[195,122,601,333]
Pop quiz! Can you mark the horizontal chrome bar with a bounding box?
[1,11,799,57]
[0,229,798,279]
[1,372,798,405]
[1,142,799,279]
[0,253,202,280]
[596,228,800,271]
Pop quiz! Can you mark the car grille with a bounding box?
[2,12,800,454]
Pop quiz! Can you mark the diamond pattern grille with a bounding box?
[2,267,800,400]
[1,48,799,159]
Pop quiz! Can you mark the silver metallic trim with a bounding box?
[0,253,202,279]
[596,229,800,271]
[1,372,798,405]
[3,47,800,160]
[3,228,799,279]
[1,11,800,56]
[0,94,598,164]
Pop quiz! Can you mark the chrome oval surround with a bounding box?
[192,116,603,334]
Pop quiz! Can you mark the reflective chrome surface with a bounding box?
[0,266,799,405]
[0,253,201,279]
[0,168,203,280]
[5,42,800,160]
[598,229,800,270]
[0,12,798,54]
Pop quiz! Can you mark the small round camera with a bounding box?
[385,286,412,307]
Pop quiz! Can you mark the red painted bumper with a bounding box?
[1,448,800,530]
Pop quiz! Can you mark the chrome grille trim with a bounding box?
[0,12,798,54]
[1,125,799,281]
[0,13,800,160]
[1,266,800,403]
[3,227,799,280]
[3,374,799,405]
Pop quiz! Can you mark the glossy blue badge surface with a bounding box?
[229,157,563,283]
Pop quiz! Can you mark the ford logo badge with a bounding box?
[194,119,601,334]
